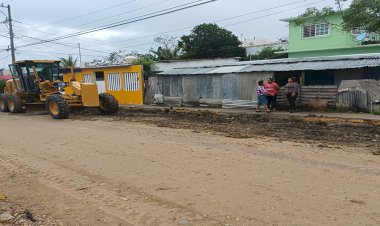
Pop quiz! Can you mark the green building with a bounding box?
[282,14,380,58]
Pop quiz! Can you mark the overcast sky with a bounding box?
[0,0,350,68]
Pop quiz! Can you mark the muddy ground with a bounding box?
[72,107,380,152]
[0,110,380,225]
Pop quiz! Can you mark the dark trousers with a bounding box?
[286,93,298,111]
[266,95,277,109]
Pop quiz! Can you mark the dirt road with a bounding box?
[0,112,379,226]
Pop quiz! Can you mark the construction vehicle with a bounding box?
[0,60,119,119]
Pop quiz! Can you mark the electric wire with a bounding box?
[9,0,326,59]
[50,0,173,33]
[15,0,217,48]
[36,0,138,28]
[223,0,326,28]
[83,0,324,50]
[0,53,9,61]
[11,0,316,52]
[81,0,324,48]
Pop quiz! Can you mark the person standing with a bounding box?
[283,77,300,113]
[264,78,280,112]
[256,80,270,113]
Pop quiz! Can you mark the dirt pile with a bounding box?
[72,107,380,151]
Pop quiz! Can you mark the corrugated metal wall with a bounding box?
[221,74,240,100]
[301,86,338,109]
[158,72,274,104]
[182,74,224,102]
[157,73,340,110]
[240,72,272,100]
[158,76,183,97]
[337,90,368,112]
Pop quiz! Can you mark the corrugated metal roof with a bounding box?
[83,64,133,70]
[159,54,380,75]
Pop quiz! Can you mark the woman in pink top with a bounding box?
[264,78,280,112]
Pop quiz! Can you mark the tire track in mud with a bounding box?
[0,152,225,226]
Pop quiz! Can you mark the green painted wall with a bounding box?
[287,14,380,58]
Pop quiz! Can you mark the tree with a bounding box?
[341,0,380,33]
[86,50,143,67]
[178,23,246,59]
[247,46,285,61]
[150,35,181,61]
[86,51,157,79]
[87,50,130,67]
[295,0,380,33]
[60,55,78,68]
[132,54,157,80]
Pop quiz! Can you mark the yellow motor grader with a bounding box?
[0,60,119,119]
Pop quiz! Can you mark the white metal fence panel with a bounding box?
[124,72,140,91]
[83,74,93,83]
[107,73,121,91]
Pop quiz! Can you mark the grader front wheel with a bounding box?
[46,95,70,119]
[7,95,25,113]
[99,93,119,115]
[0,94,9,112]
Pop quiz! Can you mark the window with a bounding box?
[95,71,104,81]
[303,23,329,38]
[107,73,121,91]
[83,74,93,83]
[123,72,140,91]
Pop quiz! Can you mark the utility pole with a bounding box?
[1,4,16,64]
[77,42,82,67]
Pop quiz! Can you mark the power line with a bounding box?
[88,0,325,53]
[16,0,217,49]
[223,0,326,27]
[19,35,110,54]
[9,0,324,57]
[1,3,15,63]
[0,0,13,4]
[9,0,186,49]
[215,0,322,23]
[84,0,322,48]
[51,0,173,33]
[0,9,6,17]
[12,0,313,53]
[18,0,209,45]
[0,53,9,62]
[17,50,105,58]
[36,0,138,28]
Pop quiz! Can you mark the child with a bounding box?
[256,80,270,113]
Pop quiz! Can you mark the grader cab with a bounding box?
[0,60,119,119]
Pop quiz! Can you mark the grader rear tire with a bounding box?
[99,93,119,115]
[46,95,70,119]
[0,94,9,112]
[7,94,25,113]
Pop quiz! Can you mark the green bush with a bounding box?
[132,55,157,80]
[374,111,380,116]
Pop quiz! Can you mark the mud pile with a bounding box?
[72,107,380,151]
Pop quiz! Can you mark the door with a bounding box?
[95,71,106,94]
